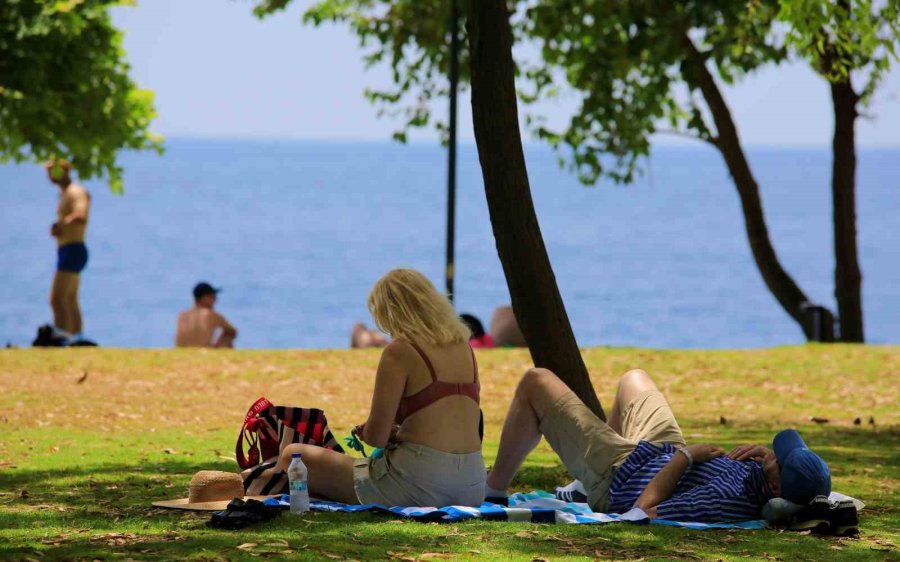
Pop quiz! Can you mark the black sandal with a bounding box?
[208,498,282,530]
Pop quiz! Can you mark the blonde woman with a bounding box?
[270,269,485,507]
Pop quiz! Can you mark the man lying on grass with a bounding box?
[485,368,831,522]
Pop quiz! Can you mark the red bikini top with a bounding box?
[395,341,480,425]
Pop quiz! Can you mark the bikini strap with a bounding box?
[406,340,438,382]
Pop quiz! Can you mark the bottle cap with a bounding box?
[292,453,302,458]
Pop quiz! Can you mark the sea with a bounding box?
[1,139,897,349]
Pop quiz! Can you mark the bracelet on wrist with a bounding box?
[677,447,694,468]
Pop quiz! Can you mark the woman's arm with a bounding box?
[360,342,407,447]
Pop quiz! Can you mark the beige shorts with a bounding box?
[539,389,685,511]
[353,441,485,507]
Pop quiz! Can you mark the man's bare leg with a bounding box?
[485,368,575,492]
[607,369,661,435]
[68,273,82,334]
[50,271,75,333]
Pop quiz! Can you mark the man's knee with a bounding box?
[517,367,559,397]
[620,369,652,387]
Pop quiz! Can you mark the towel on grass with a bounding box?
[263,490,765,530]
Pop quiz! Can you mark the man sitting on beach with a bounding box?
[485,368,831,522]
[489,306,526,347]
[175,282,238,348]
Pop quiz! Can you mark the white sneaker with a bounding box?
[555,480,588,503]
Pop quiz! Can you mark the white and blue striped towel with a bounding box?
[262,490,765,530]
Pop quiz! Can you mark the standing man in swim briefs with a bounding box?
[46,159,91,343]
[175,282,238,348]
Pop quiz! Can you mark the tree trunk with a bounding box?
[466,0,605,420]
[682,37,835,342]
[830,79,864,342]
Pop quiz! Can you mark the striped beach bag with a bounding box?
[236,397,345,495]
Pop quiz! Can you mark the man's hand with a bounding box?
[50,222,61,237]
[685,444,725,463]
[726,445,771,462]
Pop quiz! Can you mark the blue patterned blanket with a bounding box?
[263,490,765,530]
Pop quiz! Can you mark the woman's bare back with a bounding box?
[394,340,482,454]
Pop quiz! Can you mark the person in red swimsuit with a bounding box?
[461,313,495,348]
[270,269,485,506]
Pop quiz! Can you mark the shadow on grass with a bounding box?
[2,428,897,561]
[508,464,571,492]
[1,509,893,562]
[0,458,236,523]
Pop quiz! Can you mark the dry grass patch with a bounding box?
[0,346,898,561]
[2,346,896,434]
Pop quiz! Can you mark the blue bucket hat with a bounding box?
[773,429,831,504]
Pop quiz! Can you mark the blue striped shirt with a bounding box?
[607,441,773,522]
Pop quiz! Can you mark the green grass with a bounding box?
[0,347,897,561]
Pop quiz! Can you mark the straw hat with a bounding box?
[152,471,269,511]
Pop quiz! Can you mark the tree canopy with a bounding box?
[778,0,899,342]
[0,0,161,193]
[780,0,899,99]
[255,0,898,180]
[256,0,899,342]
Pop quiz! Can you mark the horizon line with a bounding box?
[151,134,900,150]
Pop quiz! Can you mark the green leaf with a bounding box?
[0,0,162,192]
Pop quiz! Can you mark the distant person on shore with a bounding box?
[460,314,495,348]
[45,159,91,344]
[489,306,527,347]
[175,282,238,348]
[350,322,389,349]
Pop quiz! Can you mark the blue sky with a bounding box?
[113,0,900,146]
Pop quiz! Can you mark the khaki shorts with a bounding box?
[353,441,485,507]
[539,389,685,511]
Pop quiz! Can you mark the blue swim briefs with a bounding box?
[57,242,89,273]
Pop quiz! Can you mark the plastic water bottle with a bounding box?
[287,452,310,514]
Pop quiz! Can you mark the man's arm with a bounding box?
[175,312,185,347]
[634,444,724,517]
[63,188,89,225]
[213,314,237,348]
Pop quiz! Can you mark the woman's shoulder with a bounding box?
[386,338,472,362]
[380,339,423,366]
[383,338,413,355]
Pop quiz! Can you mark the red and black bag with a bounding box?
[236,397,346,495]
[236,397,345,468]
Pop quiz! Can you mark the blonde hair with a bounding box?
[368,269,471,346]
